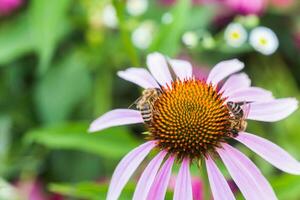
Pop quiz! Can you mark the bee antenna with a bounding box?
[128,96,141,109]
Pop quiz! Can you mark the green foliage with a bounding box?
[0,15,34,65]
[34,52,91,123]
[271,175,300,200]
[24,122,140,159]
[50,182,106,200]
[29,0,72,74]
[150,0,191,56]
[49,182,130,200]
[0,0,71,74]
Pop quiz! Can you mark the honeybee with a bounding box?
[226,101,250,137]
[130,88,162,123]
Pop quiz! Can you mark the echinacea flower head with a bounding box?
[224,23,248,47]
[249,26,279,55]
[89,53,300,200]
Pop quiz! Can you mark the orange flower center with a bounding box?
[148,78,231,161]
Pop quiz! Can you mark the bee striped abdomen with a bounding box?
[135,88,162,124]
[227,101,243,118]
[141,104,152,123]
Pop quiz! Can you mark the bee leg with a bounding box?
[231,129,239,137]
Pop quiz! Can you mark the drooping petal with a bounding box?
[226,87,273,103]
[107,141,156,200]
[247,98,298,122]
[117,68,160,89]
[218,143,277,200]
[88,109,143,132]
[220,73,251,95]
[168,58,193,81]
[147,156,175,200]
[133,151,167,200]
[147,52,173,87]
[174,159,193,200]
[235,132,300,175]
[206,59,244,86]
[206,156,235,200]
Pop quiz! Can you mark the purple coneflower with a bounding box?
[89,52,300,200]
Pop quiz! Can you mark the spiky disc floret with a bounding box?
[148,78,231,161]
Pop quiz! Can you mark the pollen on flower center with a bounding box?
[148,78,231,161]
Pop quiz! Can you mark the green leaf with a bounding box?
[271,174,300,200]
[49,181,136,200]
[34,51,91,123]
[49,180,175,200]
[24,122,140,159]
[0,116,12,175]
[29,0,72,74]
[49,182,107,200]
[149,0,191,56]
[186,5,216,30]
[0,15,34,65]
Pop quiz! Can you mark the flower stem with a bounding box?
[112,0,140,66]
[200,161,211,200]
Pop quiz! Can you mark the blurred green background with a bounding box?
[1,0,300,199]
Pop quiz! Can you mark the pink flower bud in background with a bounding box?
[159,0,207,6]
[191,177,204,200]
[16,179,47,200]
[269,0,295,8]
[0,0,22,16]
[16,179,64,200]
[223,0,267,15]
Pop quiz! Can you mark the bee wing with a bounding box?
[128,96,142,109]
[242,103,251,120]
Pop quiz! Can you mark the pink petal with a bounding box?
[220,73,251,95]
[206,59,244,86]
[107,141,156,200]
[174,159,193,200]
[206,156,235,200]
[247,98,298,122]
[226,87,274,102]
[133,151,167,200]
[147,52,173,87]
[168,58,193,81]
[235,132,300,175]
[147,156,175,200]
[117,68,160,89]
[88,109,143,132]
[218,144,277,200]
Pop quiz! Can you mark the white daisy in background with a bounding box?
[224,23,248,48]
[249,26,279,55]
[132,21,155,49]
[102,4,118,29]
[182,31,198,48]
[126,0,148,16]
[161,12,174,24]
